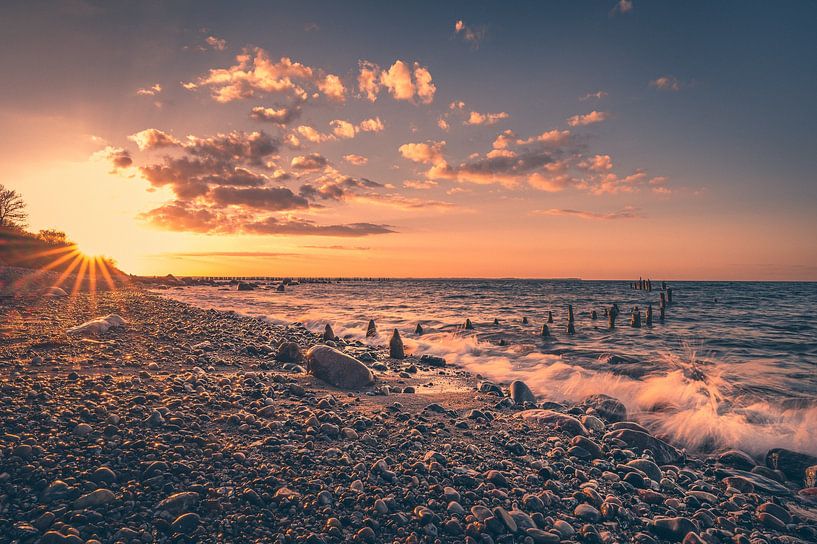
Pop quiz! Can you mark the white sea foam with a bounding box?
[153,280,817,457]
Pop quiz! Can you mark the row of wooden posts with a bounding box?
[630,277,672,294]
[322,282,675,349]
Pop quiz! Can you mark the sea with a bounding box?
[156,279,817,458]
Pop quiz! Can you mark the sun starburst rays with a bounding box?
[6,242,128,305]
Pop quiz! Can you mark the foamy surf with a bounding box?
[153,279,817,458]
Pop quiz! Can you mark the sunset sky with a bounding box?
[2,1,816,279]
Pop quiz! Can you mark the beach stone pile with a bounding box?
[1,288,816,543]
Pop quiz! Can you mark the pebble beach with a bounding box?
[2,278,817,544]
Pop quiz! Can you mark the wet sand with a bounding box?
[2,283,817,543]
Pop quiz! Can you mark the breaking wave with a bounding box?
[155,279,817,457]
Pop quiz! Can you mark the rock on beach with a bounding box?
[306,345,375,389]
[66,314,126,336]
[509,380,536,404]
[604,428,683,465]
[516,409,587,436]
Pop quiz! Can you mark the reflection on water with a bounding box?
[157,279,817,456]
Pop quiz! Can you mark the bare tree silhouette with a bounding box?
[0,184,27,228]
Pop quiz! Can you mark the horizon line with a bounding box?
[136,274,817,283]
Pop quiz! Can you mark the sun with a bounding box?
[9,241,126,301]
[74,238,117,261]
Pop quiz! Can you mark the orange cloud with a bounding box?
[92,146,133,172]
[296,125,334,143]
[330,117,384,139]
[413,64,436,104]
[454,20,486,49]
[533,206,643,220]
[318,74,346,102]
[580,90,607,101]
[567,110,609,127]
[205,35,227,50]
[358,117,384,132]
[198,48,346,103]
[515,129,571,146]
[650,75,682,91]
[330,120,356,139]
[343,154,368,166]
[250,105,301,125]
[290,153,329,171]
[357,59,436,104]
[579,154,613,172]
[465,111,510,126]
[141,202,394,237]
[399,141,447,165]
[610,0,633,16]
[136,84,162,96]
[357,60,381,101]
[403,179,438,190]
[128,128,180,150]
[381,60,415,101]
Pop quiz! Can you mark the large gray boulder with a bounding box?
[306,345,374,389]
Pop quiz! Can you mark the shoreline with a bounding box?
[2,284,817,542]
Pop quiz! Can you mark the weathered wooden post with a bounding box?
[567,304,575,335]
[547,311,554,324]
[415,323,424,335]
[522,316,529,324]
[366,319,377,337]
[646,304,653,326]
[591,310,598,320]
[659,292,666,321]
[631,307,642,328]
[389,329,405,359]
[667,288,673,304]
[464,318,474,330]
[541,324,550,337]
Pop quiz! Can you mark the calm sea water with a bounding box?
[157,279,817,457]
